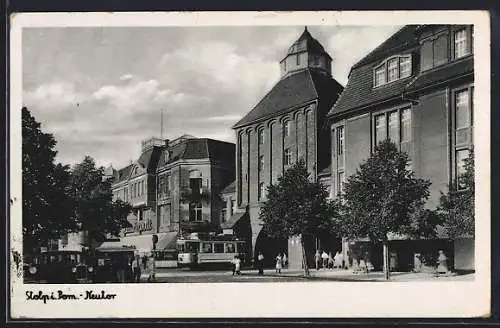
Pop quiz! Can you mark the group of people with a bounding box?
[314,250,345,270]
[252,251,288,275]
[130,253,156,283]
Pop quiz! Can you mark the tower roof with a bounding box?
[285,27,331,60]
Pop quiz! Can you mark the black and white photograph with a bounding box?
[9,11,490,318]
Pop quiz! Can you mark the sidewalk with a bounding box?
[143,267,475,282]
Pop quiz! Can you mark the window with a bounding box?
[456,89,471,129]
[225,243,235,253]
[388,111,399,142]
[374,66,386,87]
[434,34,449,66]
[421,40,434,71]
[374,55,412,87]
[258,155,264,172]
[400,108,411,142]
[202,243,213,253]
[124,187,128,201]
[220,208,227,223]
[231,200,236,215]
[296,54,300,65]
[400,57,411,78]
[189,202,203,221]
[283,120,290,137]
[214,243,224,253]
[456,149,469,189]
[160,204,171,226]
[258,182,265,200]
[284,148,292,166]
[258,129,264,146]
[337,172,345,196]
[454,29,469,59]
[337,126,344,156]
[387,58,399,83]
[375,114,386,145]
[190,178,202,195]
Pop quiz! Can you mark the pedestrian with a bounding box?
[232,255,237,276]
[142,255,148,270]
[282,253,288,269]
[147,253,156,283]
[321,250,328,269]
[234,255,241,275]
[328,252,334,269]
[315,250,321,270]
[275,253,282,273]
[132,255,141,283]
[257,252,264,275]
[116,256,126,283]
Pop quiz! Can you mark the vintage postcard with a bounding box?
[9,11,490,318]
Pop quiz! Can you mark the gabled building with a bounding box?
[328,25,474,272]
[232,27,344,268]
[107,135,235,258]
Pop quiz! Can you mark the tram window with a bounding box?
[50,255,56,263]
[202,243,213,253]
[225,243,235,253]
[214,243,224,253]
[177,244,185,252]
[186,242,199,252]
[77,254,81,263]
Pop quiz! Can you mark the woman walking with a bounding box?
[257,252,264,275]
[275,253,282,274]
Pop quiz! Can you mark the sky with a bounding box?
[22,25,401,169]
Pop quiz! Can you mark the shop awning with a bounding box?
[96,232,178,253]
[221,212,247,229]
[156,232,178,251]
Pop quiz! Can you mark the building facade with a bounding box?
[328,25,474,271]
[107,135,235,256]
[232,27,344,268]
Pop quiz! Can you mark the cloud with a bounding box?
[119,74,134,81]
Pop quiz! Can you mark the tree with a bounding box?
[339,140,435,280]
[439,148,474,239]
[69,156,132,248]
[259,160,339,276]
[22,107,76,252]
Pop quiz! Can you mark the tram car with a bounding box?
[25,250,96,283]
[177,233,249,269]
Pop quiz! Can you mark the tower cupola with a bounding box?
[279,26,332,78]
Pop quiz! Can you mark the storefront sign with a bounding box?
[124,219,153,234]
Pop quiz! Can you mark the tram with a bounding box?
[177,233,249,269]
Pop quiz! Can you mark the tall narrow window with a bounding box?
[375,114,386,145]
[296,54,300,65]
[400,108,412,142]
[283,120,290,137]
[387,58,399,82]
[337,126,344,156]
[190,178,202,195]
[258,182,265,201]
[456,89,470,129]
[399,56,411,78]
[337,172,345,196]
[231,200,236,216]
[374,65,386,87]
[434,34,449,66]
[421,40,434,71]
[189,202,203,221]
[220,208,227,223]
[456,149,469,189]
[388,111,399,143]
[258,129,264,146]
[284,148,292,166]
[454,29,469,59]
[258,155,264,173]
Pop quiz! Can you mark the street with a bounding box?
[137,267,475,283]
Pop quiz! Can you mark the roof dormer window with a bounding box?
[373,54,412,88]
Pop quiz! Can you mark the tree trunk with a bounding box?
[300,236,310,277]
[383,240,390,281]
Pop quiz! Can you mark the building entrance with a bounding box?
[254,231,287,268]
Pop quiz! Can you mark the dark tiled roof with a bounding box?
[157,138,235,167]
[352,25,420,69]
[286,27,331,59]
[330,64,413,116]
[221,180,236,194]
[137,146,163,172]
[117,164,133,182]
[406,57,474,92]
[234,69,343,128]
